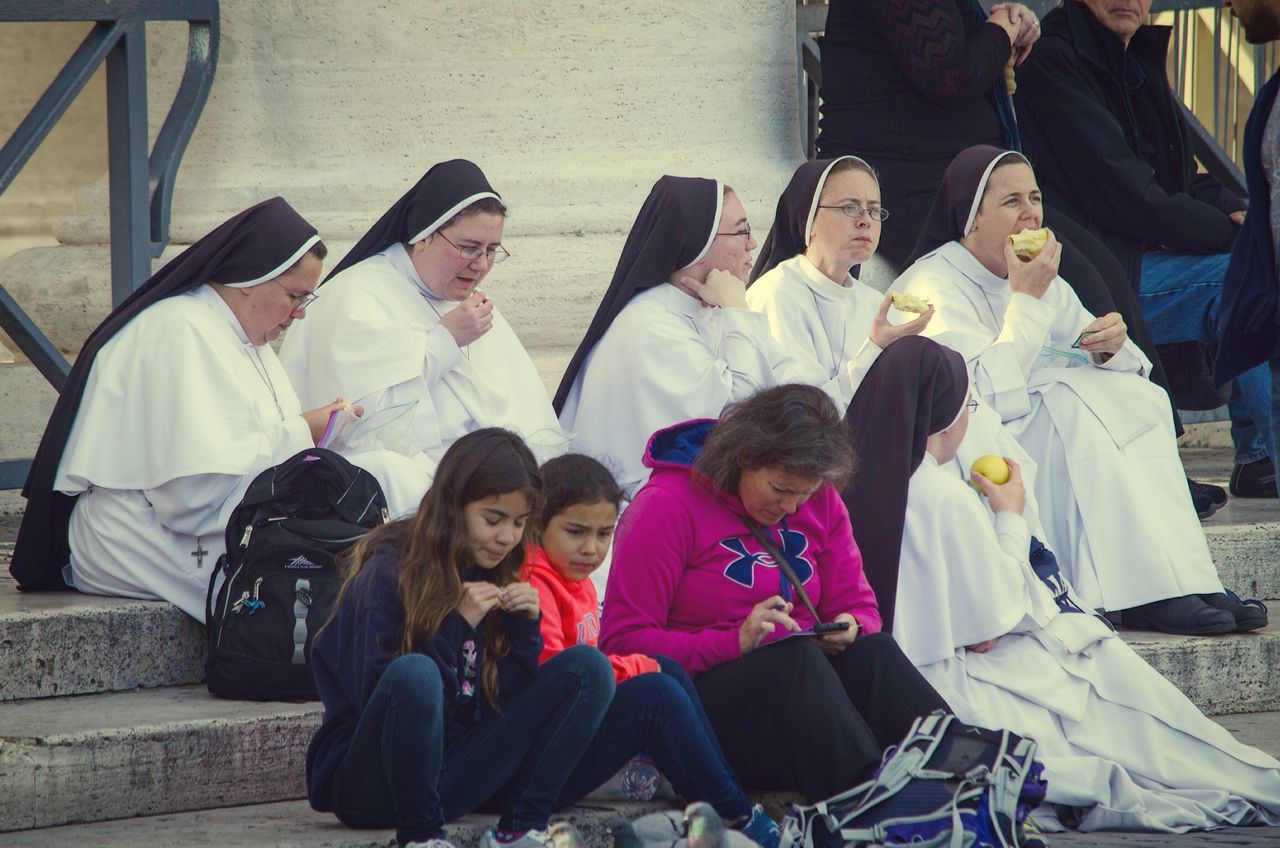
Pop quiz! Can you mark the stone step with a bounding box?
[0,685,319,833]
[4,623,1279,833]
[1122,620,1280,716]
[4,711,1279,847]
[2,546,1278,709]
[0,578,206,701]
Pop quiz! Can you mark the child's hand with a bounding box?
[457,581,503,628]
[499,582,541,619]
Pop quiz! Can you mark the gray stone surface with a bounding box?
[1125,623,1280,715]
[0,578,206,701]
[0,685,319,832]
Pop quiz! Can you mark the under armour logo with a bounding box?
[719,529,814,589]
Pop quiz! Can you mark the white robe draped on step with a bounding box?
[558,282,813,495]
[56,286,429,621]
[898,455,1280,832]
[898,242,1223,611]
[280,243,566,478]
[747,253,1050,537]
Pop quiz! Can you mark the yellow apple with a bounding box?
[969,454,1010,491]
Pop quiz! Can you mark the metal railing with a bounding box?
[797,0,1268,198]
[0,0,220,488]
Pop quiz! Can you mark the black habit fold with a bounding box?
[842,336,969,630]
[11,197,319,590]
[323,159,501,282]
[749,156,872,286]
[906,145,1028,267]
[552,175,720,412]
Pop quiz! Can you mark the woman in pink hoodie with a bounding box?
[599,384,950,803]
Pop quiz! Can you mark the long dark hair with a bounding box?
[342,428,543,706]
[694,384,855,494]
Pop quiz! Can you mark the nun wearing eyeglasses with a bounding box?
[555,176,816,495]
[8,199,351,619]
[845,336,1280,833]
[747,156,1050,539]
[895,145,1265,637]
[280,160,566,482]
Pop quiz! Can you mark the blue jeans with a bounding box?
[1140,251,1273,465]
[556,657,753,822]
[332,645,614,845]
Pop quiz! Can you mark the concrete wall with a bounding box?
[2,1,804,357]
[0,22,107,235]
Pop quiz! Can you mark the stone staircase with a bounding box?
[0,457,1277,846]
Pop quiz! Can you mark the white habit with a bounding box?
[897,455,1280,832]
[559,282,812,494]
[56,286,317,621]
[748,253,1050,536]
[898,242,1223,611]
[280,244,565,476]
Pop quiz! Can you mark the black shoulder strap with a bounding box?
[739,515,825,625]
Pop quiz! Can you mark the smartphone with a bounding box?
[1071,331,1096,349]
[812,620,851,634]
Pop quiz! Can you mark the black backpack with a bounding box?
[204,448,388,701]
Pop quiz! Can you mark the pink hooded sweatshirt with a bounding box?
[599,420,882,674]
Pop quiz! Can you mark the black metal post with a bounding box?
[105,20,152,300]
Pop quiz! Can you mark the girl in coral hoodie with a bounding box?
[523,454,779,848]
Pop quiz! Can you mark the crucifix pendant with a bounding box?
[191,542,209,569]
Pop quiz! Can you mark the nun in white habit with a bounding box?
[844,336,1280,833]
[895,145,1264,636]
[555,175,814,495]
[9,199,362,619]
[747,156,1050,539]
[280,160,565,481]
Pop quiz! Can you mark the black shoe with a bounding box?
[1229,458,1278,498]
[1200,591,1269,632]
[1187,477,1227,519]
[1121,594,1236,635]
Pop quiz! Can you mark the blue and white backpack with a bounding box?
[780,712,1048,848]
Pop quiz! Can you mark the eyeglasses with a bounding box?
[965,398,979,413]
[273,279,318,310]
[817,204,890,222]
[715,227,753,241]
[436,231,511,264]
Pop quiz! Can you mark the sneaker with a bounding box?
[1187,477,1227,519]
[1121,594,1235,635]
[1201,591,1269,632]
[1229,458,1278,498]
[404,840,458,848]
[737,804,781,848]
[479,828,553,848]
[617,756,661,801]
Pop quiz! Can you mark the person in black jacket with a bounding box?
[1217,0,1280,499]
[1016,0,1277,498]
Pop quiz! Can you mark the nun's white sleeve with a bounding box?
[749,279,875,408]
[714,308,790,399]
[908,270,1054,422]
[1052,284,1150,378]
[145,473,244,539]
[144,414,313,538]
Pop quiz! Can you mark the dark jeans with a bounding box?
[557,657,753,822]
[693,633,950,803]
[331,645,615,845]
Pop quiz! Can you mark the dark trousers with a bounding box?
[332,645,614,845]
[693,633,949,803]
[557,657,753,822]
